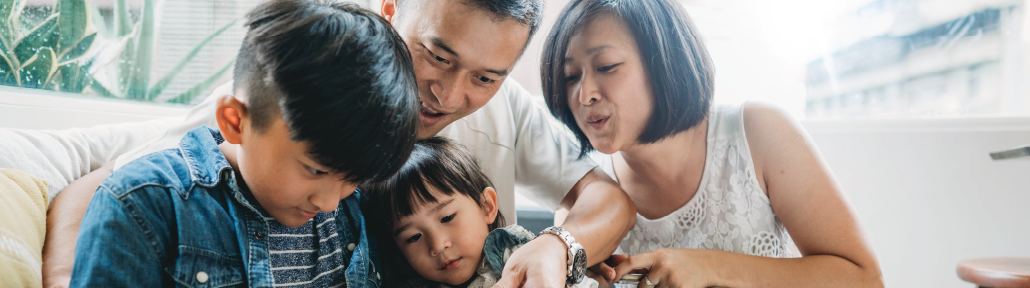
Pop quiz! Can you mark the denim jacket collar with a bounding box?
[178,125,233,198]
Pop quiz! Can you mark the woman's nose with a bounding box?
[577,74,599,105]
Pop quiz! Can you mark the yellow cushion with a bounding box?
[0,168,49,288]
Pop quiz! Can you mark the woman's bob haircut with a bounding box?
[541,0,715,158]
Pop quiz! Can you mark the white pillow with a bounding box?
[0,117,181,203]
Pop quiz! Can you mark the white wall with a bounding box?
[804,118,1030,288]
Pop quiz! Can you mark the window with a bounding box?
[0,0,377,106]
[501,0,1030,120]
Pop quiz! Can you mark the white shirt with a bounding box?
[114,79,597,225]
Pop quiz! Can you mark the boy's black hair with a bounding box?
[397,0,543,49]
[541,0,715,158]
[361,136,504,287]
[233,0,419,182]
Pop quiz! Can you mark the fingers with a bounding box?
[605,254,630,267]
[613,252,655,281]
[491,274,519,288]
[589,261,616,283]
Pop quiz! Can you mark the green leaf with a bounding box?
[58,0,90,51]
[130,0,157,100]
[53,60,92,92]
[59,31,94,62]
[19,46,56,88]
[0,0,24,40]
[89,79,118,98]
[147,18,237,99]
[113,0,131,37]
[166,58,234,104]
[13,14,58,63]
[0,35,13,84]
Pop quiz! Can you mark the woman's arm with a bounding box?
[42,161,114,288]
[613,102,883,287]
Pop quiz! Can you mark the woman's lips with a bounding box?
[587,116,609,130]
[441,258,461,270]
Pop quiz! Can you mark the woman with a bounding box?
[540,0,884,287]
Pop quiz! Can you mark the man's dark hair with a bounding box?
[541,0,715,158]
[233,0,419,182]
[360,136,504,287]
[397,0,544,45]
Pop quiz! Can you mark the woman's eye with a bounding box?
[441,213,456,223]
[564,74,580,82]
[598,63,620,72]
[307,166,328,176]
[406,233,421,243]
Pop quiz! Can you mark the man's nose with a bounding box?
[430,73,468,109]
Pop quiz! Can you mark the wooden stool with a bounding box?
[957,258,1030,288]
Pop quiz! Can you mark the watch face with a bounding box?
[571,244,587,282]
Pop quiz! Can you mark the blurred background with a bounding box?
[1,0,1028,287]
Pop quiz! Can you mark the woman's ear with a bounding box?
[481,187,499,225]
[381,0,397,23]
[215,94,248,145]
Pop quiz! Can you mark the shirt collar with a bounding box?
[178,125,233,189]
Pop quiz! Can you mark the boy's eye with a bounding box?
[441,213,456,223]
[307,166,328,176]
[435,55,449,64]
[406,233,421,243]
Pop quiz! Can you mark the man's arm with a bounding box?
[493,170,635,288]
[42,161,114,288]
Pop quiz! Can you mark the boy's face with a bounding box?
[385,0,531,140]
[218,94,358,228]
[392,186,498,285]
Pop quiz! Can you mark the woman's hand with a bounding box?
[612,248,714,288]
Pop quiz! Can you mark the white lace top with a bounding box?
[594,103,800,258]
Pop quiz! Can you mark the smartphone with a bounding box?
[611,273,643,288]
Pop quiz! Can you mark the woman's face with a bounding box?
[563,14,654,154]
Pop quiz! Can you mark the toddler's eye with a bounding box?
[406,233,421,243]
[441,213,456,223]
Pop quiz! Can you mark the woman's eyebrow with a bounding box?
[565,44,615,62]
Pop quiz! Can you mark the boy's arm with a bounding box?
[70,184,165,287]
[42,161,114,288]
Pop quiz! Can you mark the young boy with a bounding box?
[70,1,418,287]
[361,137,597,288]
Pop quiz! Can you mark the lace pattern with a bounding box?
[610,104,800,258]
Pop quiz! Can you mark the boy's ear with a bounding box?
[381,0,397,23]
[215,94,248,145]
[481,187,499,225]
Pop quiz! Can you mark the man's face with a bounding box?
[234,116,358,228]
[389,0,531,139]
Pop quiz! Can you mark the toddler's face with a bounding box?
[392,186,498,285]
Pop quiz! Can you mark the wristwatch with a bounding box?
[539,226,587,287]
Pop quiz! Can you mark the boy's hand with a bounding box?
[491,234,568,288]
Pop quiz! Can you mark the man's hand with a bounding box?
[491,234,568,288]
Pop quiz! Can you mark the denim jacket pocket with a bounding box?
[165,246,246,288]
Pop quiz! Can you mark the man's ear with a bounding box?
[481,187,499,225]
[381,0,397,23]
[215,94,248,144]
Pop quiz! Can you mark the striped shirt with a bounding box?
[264,211,346,287]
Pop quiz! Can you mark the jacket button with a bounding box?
[196,271,209,283]
[347,243,356,251]
[376,272,380,280]
[254,231,264,240]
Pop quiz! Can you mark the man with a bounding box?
[42,1,635,287]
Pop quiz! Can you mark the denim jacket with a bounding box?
[71,126,381,288]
